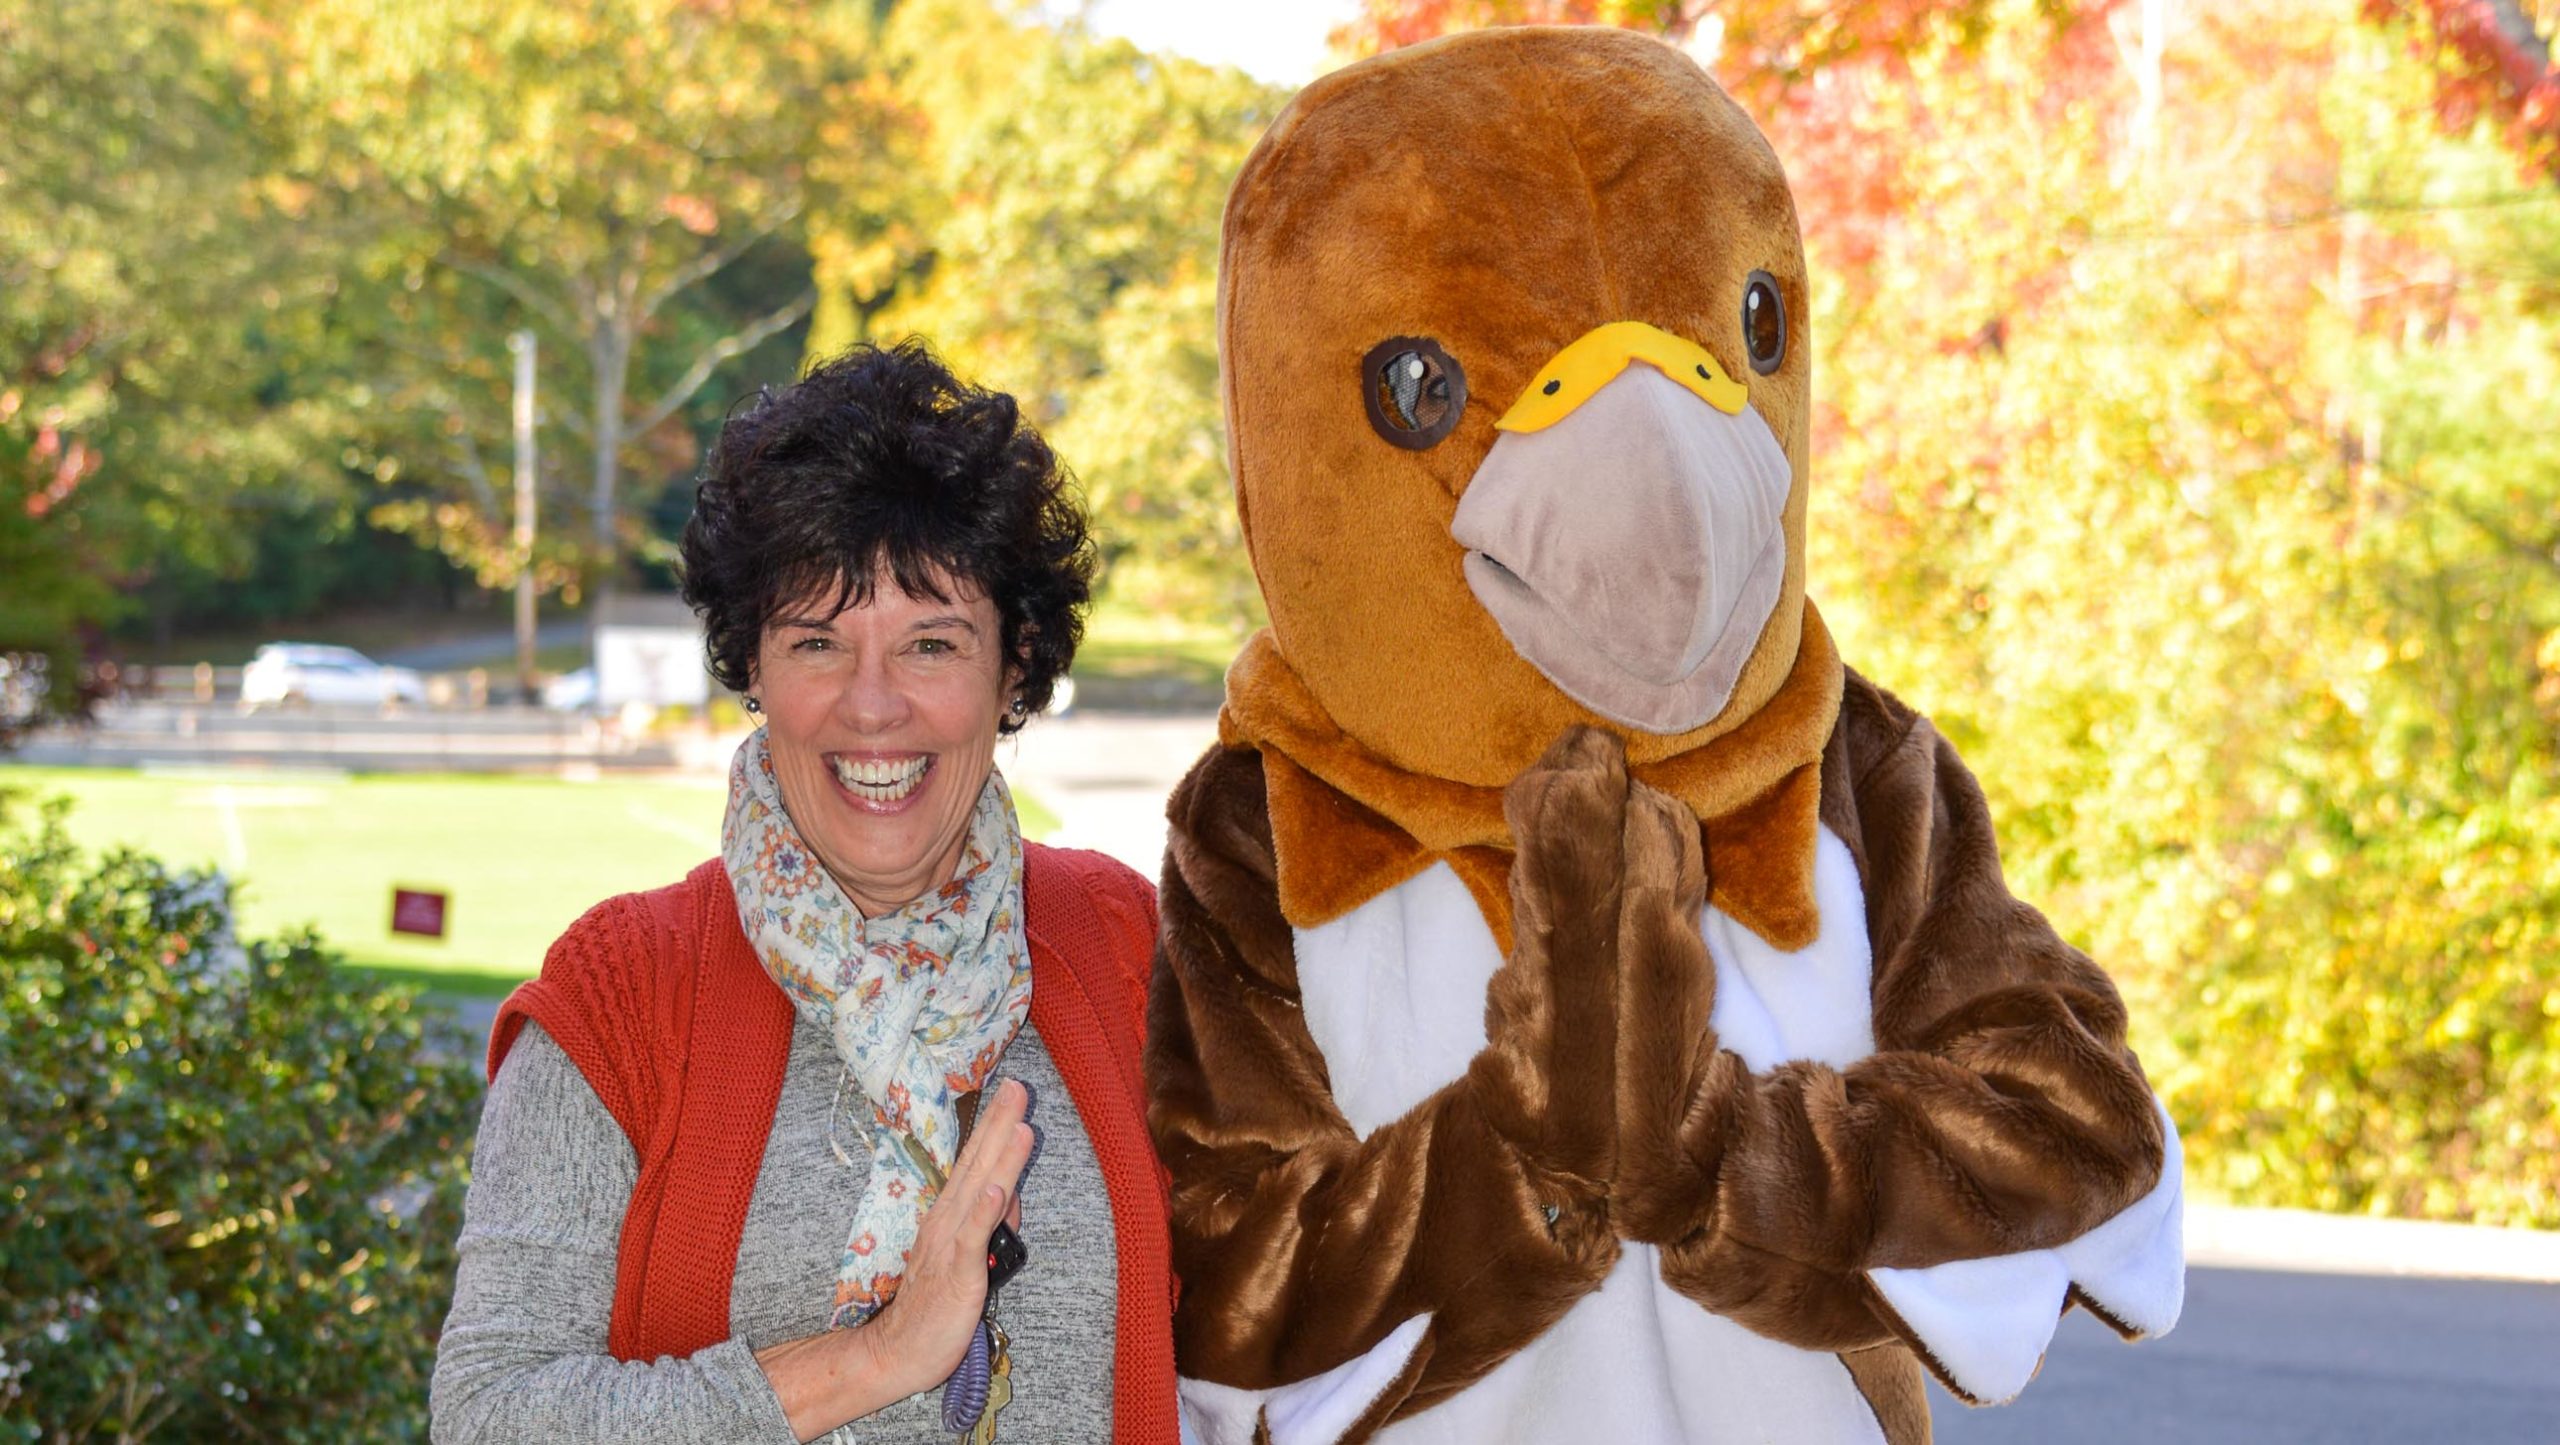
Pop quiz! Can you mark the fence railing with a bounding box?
[102,664,549,710]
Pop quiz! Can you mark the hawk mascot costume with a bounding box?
[1147,26,2186,1445]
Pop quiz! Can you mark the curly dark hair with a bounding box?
[678,340,1095,731]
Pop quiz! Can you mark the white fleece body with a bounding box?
[1175,828,2185,1445]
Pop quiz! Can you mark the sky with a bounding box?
[1074,0,1366,87]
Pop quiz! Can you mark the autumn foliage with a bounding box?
[2366,0,2560,184]
[1342,0,2560,1227]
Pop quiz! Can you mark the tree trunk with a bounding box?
[589,321,631,580]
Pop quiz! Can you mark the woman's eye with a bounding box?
[914,637,954,656]
[791,636,830,652]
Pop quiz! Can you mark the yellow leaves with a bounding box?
[2431,999,2479,1046]
[255,174,319,219]
[662,193,719,236]
[184,1206,276,1250]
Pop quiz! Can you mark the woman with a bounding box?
[431,342,1175,1444]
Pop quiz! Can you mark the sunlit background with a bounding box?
[5,0,2557,1432]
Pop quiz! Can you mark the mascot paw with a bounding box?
[1473,725,1636,1196]
[1610,776,1731,1243]
[1501,724,1633,845]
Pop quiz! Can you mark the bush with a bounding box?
[0,793,479,1441]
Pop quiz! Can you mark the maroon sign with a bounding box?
[391,887,449,939]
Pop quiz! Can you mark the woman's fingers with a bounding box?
[947,1078,1028,1195]
[961,1116,1034,1234]
[924,1080,1033,1249]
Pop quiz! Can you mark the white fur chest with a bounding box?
[1297,828,1880,1137]
[1176,825,2186,1445]
[1269,829,1888,1445]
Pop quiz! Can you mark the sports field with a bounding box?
[1,766,1060,997]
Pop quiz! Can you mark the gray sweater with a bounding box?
[430,1014,1117,1443]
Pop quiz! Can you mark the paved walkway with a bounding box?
[1936,1265,2560,1443]
[999,708,1221,878]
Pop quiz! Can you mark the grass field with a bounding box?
[3,765,1060,998]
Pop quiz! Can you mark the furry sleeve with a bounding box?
[1611,672,2167,1369]
[1147,736,1629,1421]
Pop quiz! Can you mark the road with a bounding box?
[1936,1266,2560,1443]
[376,618,592,671]
[11,696,690,772]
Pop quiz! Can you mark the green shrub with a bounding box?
[1,793,479,1441]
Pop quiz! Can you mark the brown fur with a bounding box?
[1220,602,1842,954]
[1147,733,1638,1423]
[1149,671,2166,1429]
[1839,1343,1934,1445]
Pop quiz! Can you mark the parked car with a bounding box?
[540,666,598,712]
[239,643,426,709]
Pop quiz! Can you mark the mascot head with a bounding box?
[1219,26,1841,949]
[1222,25,1820,786]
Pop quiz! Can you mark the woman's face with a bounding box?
[752,568,1015,917]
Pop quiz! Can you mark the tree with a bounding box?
[1327,0,2560,1225]
[808,0,1282,625]
[228,0,896,588]
[2365,0,2560,184]
[1334,0,2026,105]
[0,0,376,713]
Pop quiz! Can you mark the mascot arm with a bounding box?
[1149,740,1625,1430]
[1619,690,2176,1398]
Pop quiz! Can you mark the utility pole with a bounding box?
[509,329,539,704]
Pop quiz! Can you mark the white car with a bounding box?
[540,666,598,712]
[239,643,426,709]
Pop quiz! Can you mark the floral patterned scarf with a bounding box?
[720,729,1031,1325]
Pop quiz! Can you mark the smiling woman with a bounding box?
[752,574,1011,919]
[430,342,1179,1445]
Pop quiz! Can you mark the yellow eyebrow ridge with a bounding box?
[1495,321,1749,433]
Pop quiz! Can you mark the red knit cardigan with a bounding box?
[486,844,1178,1445]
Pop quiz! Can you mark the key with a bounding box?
[965,1321,1014,1445]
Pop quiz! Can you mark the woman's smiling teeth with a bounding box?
[831,754,931,802]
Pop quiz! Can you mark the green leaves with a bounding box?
[4,0,1283,663]
[0,0,364,669]
[831,1,1281,628]
[0,794,479,1440]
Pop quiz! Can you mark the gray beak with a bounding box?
[1451,363,1792,733]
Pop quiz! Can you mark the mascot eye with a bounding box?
[1742,272,1787,376]
[1360,337,1467,450]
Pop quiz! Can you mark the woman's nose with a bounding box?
[835,655,911,732]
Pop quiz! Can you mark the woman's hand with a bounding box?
[860,1078,1035,1395]
[755,1078,1035,1441]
